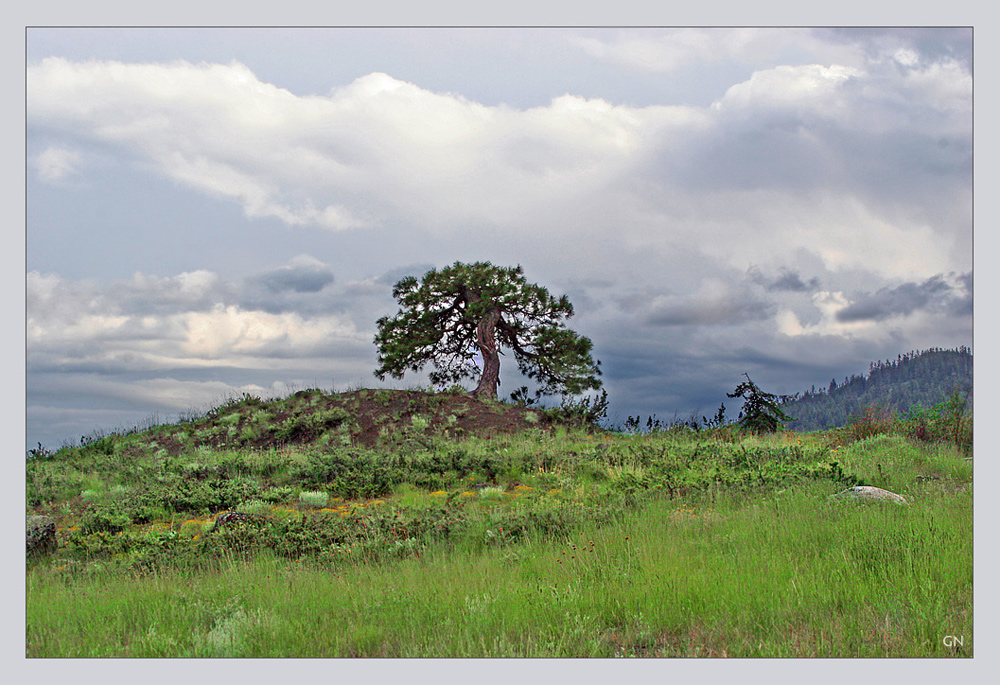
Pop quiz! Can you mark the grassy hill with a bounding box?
[26,386,973,657]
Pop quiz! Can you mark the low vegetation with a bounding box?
[26,385,973,658]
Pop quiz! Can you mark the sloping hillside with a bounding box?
[783,347,972,431]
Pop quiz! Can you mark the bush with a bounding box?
[900,391,972,454]
[159,477,261,515]
[260,486,295,503]
[275,407,350,442]
[544,390,609,427]
[237,499,272,516]
[299,491,330,508]
[290,449,396,499]
[846,405,897,442]
[80,503,132,534]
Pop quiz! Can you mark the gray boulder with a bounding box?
[27,515,57,557]
[831,486,908,505]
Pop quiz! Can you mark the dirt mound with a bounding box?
[142,388,554,455]
[340,389,551,447]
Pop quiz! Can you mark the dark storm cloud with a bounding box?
[647,300,772,327]
[747,266,819,293]
[836,273,970,323]
[237,258,397,318]
[646,289,774,327]
[252,258,335,293]
[950,272,974,316]
[667,115,970,225]
[818,27,973,68]
[377,263,438,286]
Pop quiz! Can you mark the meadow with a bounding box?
[25,388,973,658]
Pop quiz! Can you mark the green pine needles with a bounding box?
[727,373,796,434]
[373,261,602,400]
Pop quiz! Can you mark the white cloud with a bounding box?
[26,58,701,233]
[712,63,861,114]
[27,268,370,375]
[34,146,81,181]
[893,48,920,67]
[898,58,972,114]
[181,304,358,360]
[618,188,957,282]
[27,54,970,284]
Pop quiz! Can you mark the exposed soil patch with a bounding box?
[138,388,555,456]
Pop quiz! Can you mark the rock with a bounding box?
[26,515,57,557]
[831,486,908,505]
[205,511,266,535]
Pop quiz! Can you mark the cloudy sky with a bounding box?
[25,26,973,449]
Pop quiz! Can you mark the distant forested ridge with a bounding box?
[781,347,972,432]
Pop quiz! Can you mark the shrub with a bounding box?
[545,390,609,427]
[275,410,347,442]
[159,477,261,515]
[260,486,295,503]
[183,462,213,480]
[299,491,330,508]
[290,449,396,499]
[900,391,972,454]
[236,499,272,516]
[80,503,132,534]
[846,405,897,442]
[479,486,505,500]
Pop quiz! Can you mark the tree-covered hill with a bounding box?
[782,347,972,432]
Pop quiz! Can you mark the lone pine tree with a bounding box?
[374,261,602,400]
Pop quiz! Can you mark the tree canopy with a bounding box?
[373,261,602,400]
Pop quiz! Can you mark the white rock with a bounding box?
[831,486,908,505]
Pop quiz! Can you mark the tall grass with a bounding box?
[26,392,972,658]
[28,476,971,658]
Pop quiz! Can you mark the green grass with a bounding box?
[25,389,973,658]
[28,469,971,657]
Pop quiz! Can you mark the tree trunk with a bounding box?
[473,307,502,399]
